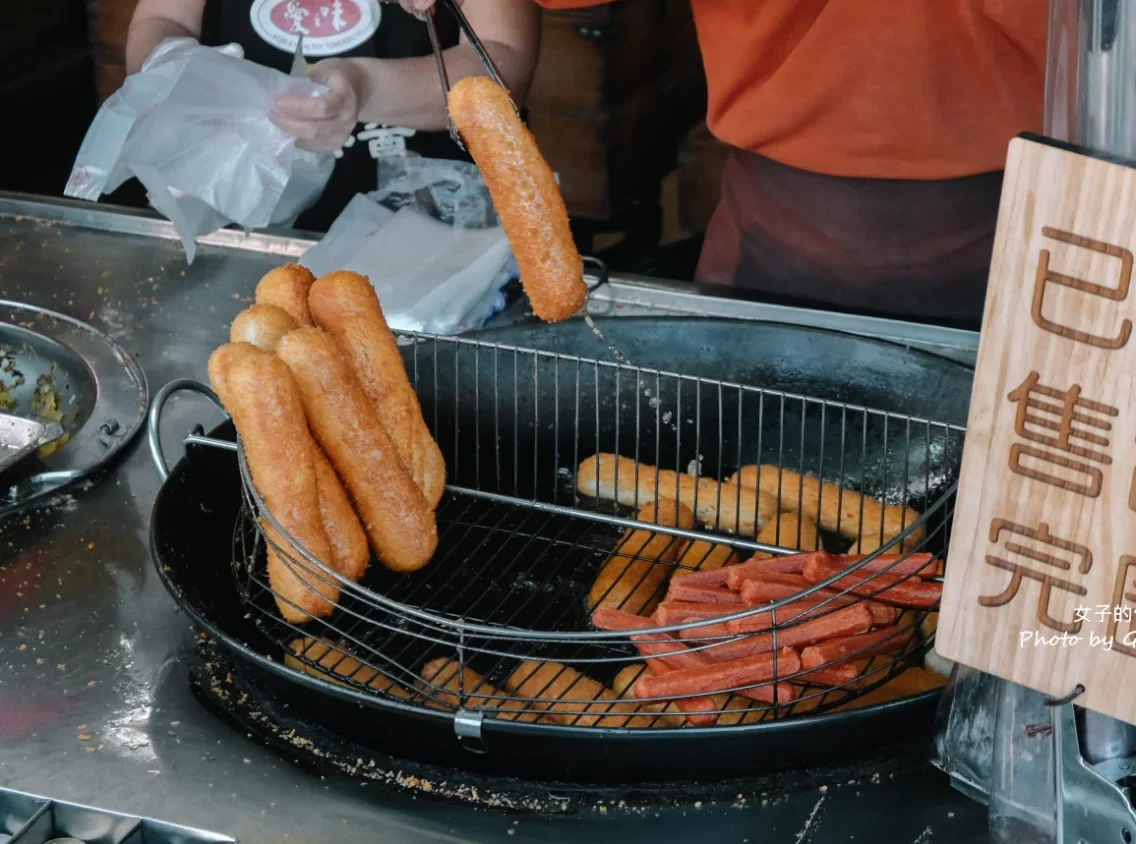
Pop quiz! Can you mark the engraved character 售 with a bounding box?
[1006,371,1118,498]
[1033,227,1133,349]
[980,519,1093,633]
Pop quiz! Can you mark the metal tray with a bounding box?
[0,301,147,516]
[0,788,234,843]
[0,412,63,477]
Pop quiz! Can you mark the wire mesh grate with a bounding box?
[219,332,963,729]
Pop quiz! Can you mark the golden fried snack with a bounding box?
[227,307,370,581]
[447,77,586,323]
[277,328,437,572]
[730,465,923,551]
[577,453,779,535]
[419,658,539,722]
[311,449,370,582]
[589,499,695,615]
[504,660,651,727]
[745,510,824,561]
[308,271,446,508]
[611,664,686,727]
[286,637,414,700]
[229,303,298,352]
[255,263,316,326]
[673,541,740,577]
[208,343,338,622]
[833,667,948,711]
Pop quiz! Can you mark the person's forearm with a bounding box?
[125,18,197,73]
[347,42,533,131]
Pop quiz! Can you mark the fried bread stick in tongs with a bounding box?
[422,0,518,150]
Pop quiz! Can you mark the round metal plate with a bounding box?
[0,300,148,516]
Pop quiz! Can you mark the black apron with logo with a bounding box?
[200,0,470,231]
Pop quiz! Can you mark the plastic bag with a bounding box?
[64,43,334,262]
[300,156,516,335]
[372,154,499,229]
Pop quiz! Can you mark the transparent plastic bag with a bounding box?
[300,155,516,334]
[64,43,334,262]
[372,154,499,229]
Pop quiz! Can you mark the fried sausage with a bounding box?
[447,76,586,323]
[589,499,694,615]
[276,327,437,572]
[633,648,800,701]
[208,343,337,622]
[800,627,916,670]
[230,304,298,352]
[730,465,923,551]
[308,270,446,508]
[666,581,746,605]
[255,263,316,326]
[419,658,539,722]
[735,576,898,626]
[577,454,778,535]
[653,601,740,626]
[801,555,942,609]
[503,660,650,727]
[611,665,685,727]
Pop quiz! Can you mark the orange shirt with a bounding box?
[534,0,1048,180]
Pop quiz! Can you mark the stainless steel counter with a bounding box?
[0,193,986,844]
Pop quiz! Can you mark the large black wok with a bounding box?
[150,317,973,784]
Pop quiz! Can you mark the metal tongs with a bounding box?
[422,0,518,150]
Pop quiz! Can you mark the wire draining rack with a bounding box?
[166,331,965,731]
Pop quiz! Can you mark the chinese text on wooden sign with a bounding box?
[938,135,1136,725]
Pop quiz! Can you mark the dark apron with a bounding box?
[696,148,1004,325]
[200,0,470,232]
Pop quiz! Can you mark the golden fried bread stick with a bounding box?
[230,303,298,353]
[277,327,437,572]
[448,76,586,323]
[255,263,316,326]
[208,342,338,622]
[577,453,779,535]
[589,499,695,615]
[730,465,923,551]
[308,270,446,508]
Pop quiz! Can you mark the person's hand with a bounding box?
[140,37,244,72]
[270,59,364,153]
[395,0,462,17]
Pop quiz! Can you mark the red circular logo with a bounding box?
[250,0,380,56]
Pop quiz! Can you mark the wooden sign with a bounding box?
[937,135,1136,725]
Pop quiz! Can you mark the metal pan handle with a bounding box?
[147,379,226,482]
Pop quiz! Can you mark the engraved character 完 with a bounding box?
[1106,556,1136,657]
[980,519,1093,633]
[1033,227,1133,349]
[1006,371,1118,498]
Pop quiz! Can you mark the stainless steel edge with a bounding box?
[586,275,979,365]
[0,192,980,364]
[0,192,314,259]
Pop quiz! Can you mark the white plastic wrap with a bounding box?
[301,156,517,335]
[64,43,334,262]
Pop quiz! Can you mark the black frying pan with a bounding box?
[150,318,973,783]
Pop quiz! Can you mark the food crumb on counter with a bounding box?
[18,644,26,651]
[78,734,91,741]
